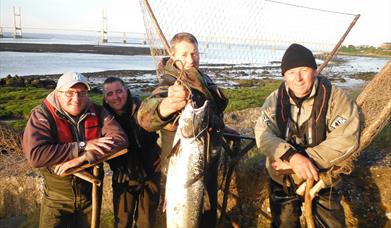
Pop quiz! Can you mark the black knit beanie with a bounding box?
[280,43,317,76]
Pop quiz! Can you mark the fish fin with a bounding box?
[184,170,205,188]
[167,139,181,159]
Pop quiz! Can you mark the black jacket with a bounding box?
[104,90,160,180]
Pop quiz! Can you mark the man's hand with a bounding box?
[288,153,319,181]
[85,136,115,156]
[53,154,87,176]
[158,82,189,118]
[271,160,292,170]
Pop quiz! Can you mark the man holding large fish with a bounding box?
[138,32,231,227]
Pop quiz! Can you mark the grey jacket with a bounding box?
[254,77,360,185]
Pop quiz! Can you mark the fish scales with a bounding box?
[166,101,209,228]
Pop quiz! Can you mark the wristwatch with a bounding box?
[78,141,86,151]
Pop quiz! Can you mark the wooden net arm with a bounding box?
[59,148,128,228]
[61,148,128,176]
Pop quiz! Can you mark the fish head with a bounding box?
[178,100,209,139]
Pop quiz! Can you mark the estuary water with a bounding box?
[0,33,389,86]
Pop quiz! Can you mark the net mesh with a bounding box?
[139,0,357,77]
[329,60,391,178]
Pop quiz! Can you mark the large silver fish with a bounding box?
[166,100,209,228]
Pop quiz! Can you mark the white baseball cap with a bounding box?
[56,72,91,91]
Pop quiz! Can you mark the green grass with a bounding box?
[0,87,103,131]
[223,80,280,112]
[0,82,280,131]
[0,87,50,119]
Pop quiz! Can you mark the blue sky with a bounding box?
[0,0,390,46]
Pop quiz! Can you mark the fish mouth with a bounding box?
[179,100,209,138]
[189,100,209,111]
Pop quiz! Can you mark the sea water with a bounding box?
[0,33,389,85]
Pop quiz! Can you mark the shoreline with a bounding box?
[0,42,151,56]
[1,42,384,93]
[2,42,390,58]
[7,68,366,96]
[23,69,156,79]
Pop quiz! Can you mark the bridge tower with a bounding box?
[101,9,108,43]
[122,32,127,44]
[0,20,3,38]
[13,6,22,38]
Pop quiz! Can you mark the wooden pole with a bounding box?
[316,14,360,75]
[143,0,172,56]
[304,179,315,228]
[59,149,127,228]
[74,171,101,186]
[61,149,128,176]
[91,165,103,228]
[301,14,361,225]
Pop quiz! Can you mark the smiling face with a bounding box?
[103,81,128,113]
[283,66,316,98]
[56,83,89,116]
[172,41,200,70]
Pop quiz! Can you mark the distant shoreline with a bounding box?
[0,42,151,56]
[23,69,156,80]
[2,42,390,58]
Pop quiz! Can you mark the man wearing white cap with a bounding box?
[23,72,128,228]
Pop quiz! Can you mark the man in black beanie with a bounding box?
[280,43,318,76]
[255,43,360,227]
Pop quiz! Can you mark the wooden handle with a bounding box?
[62,148,128,176]
[91,165,103,228]
[73,171,101,186]
[304,179,315,228]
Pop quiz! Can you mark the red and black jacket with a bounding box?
[42,99,101,144]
